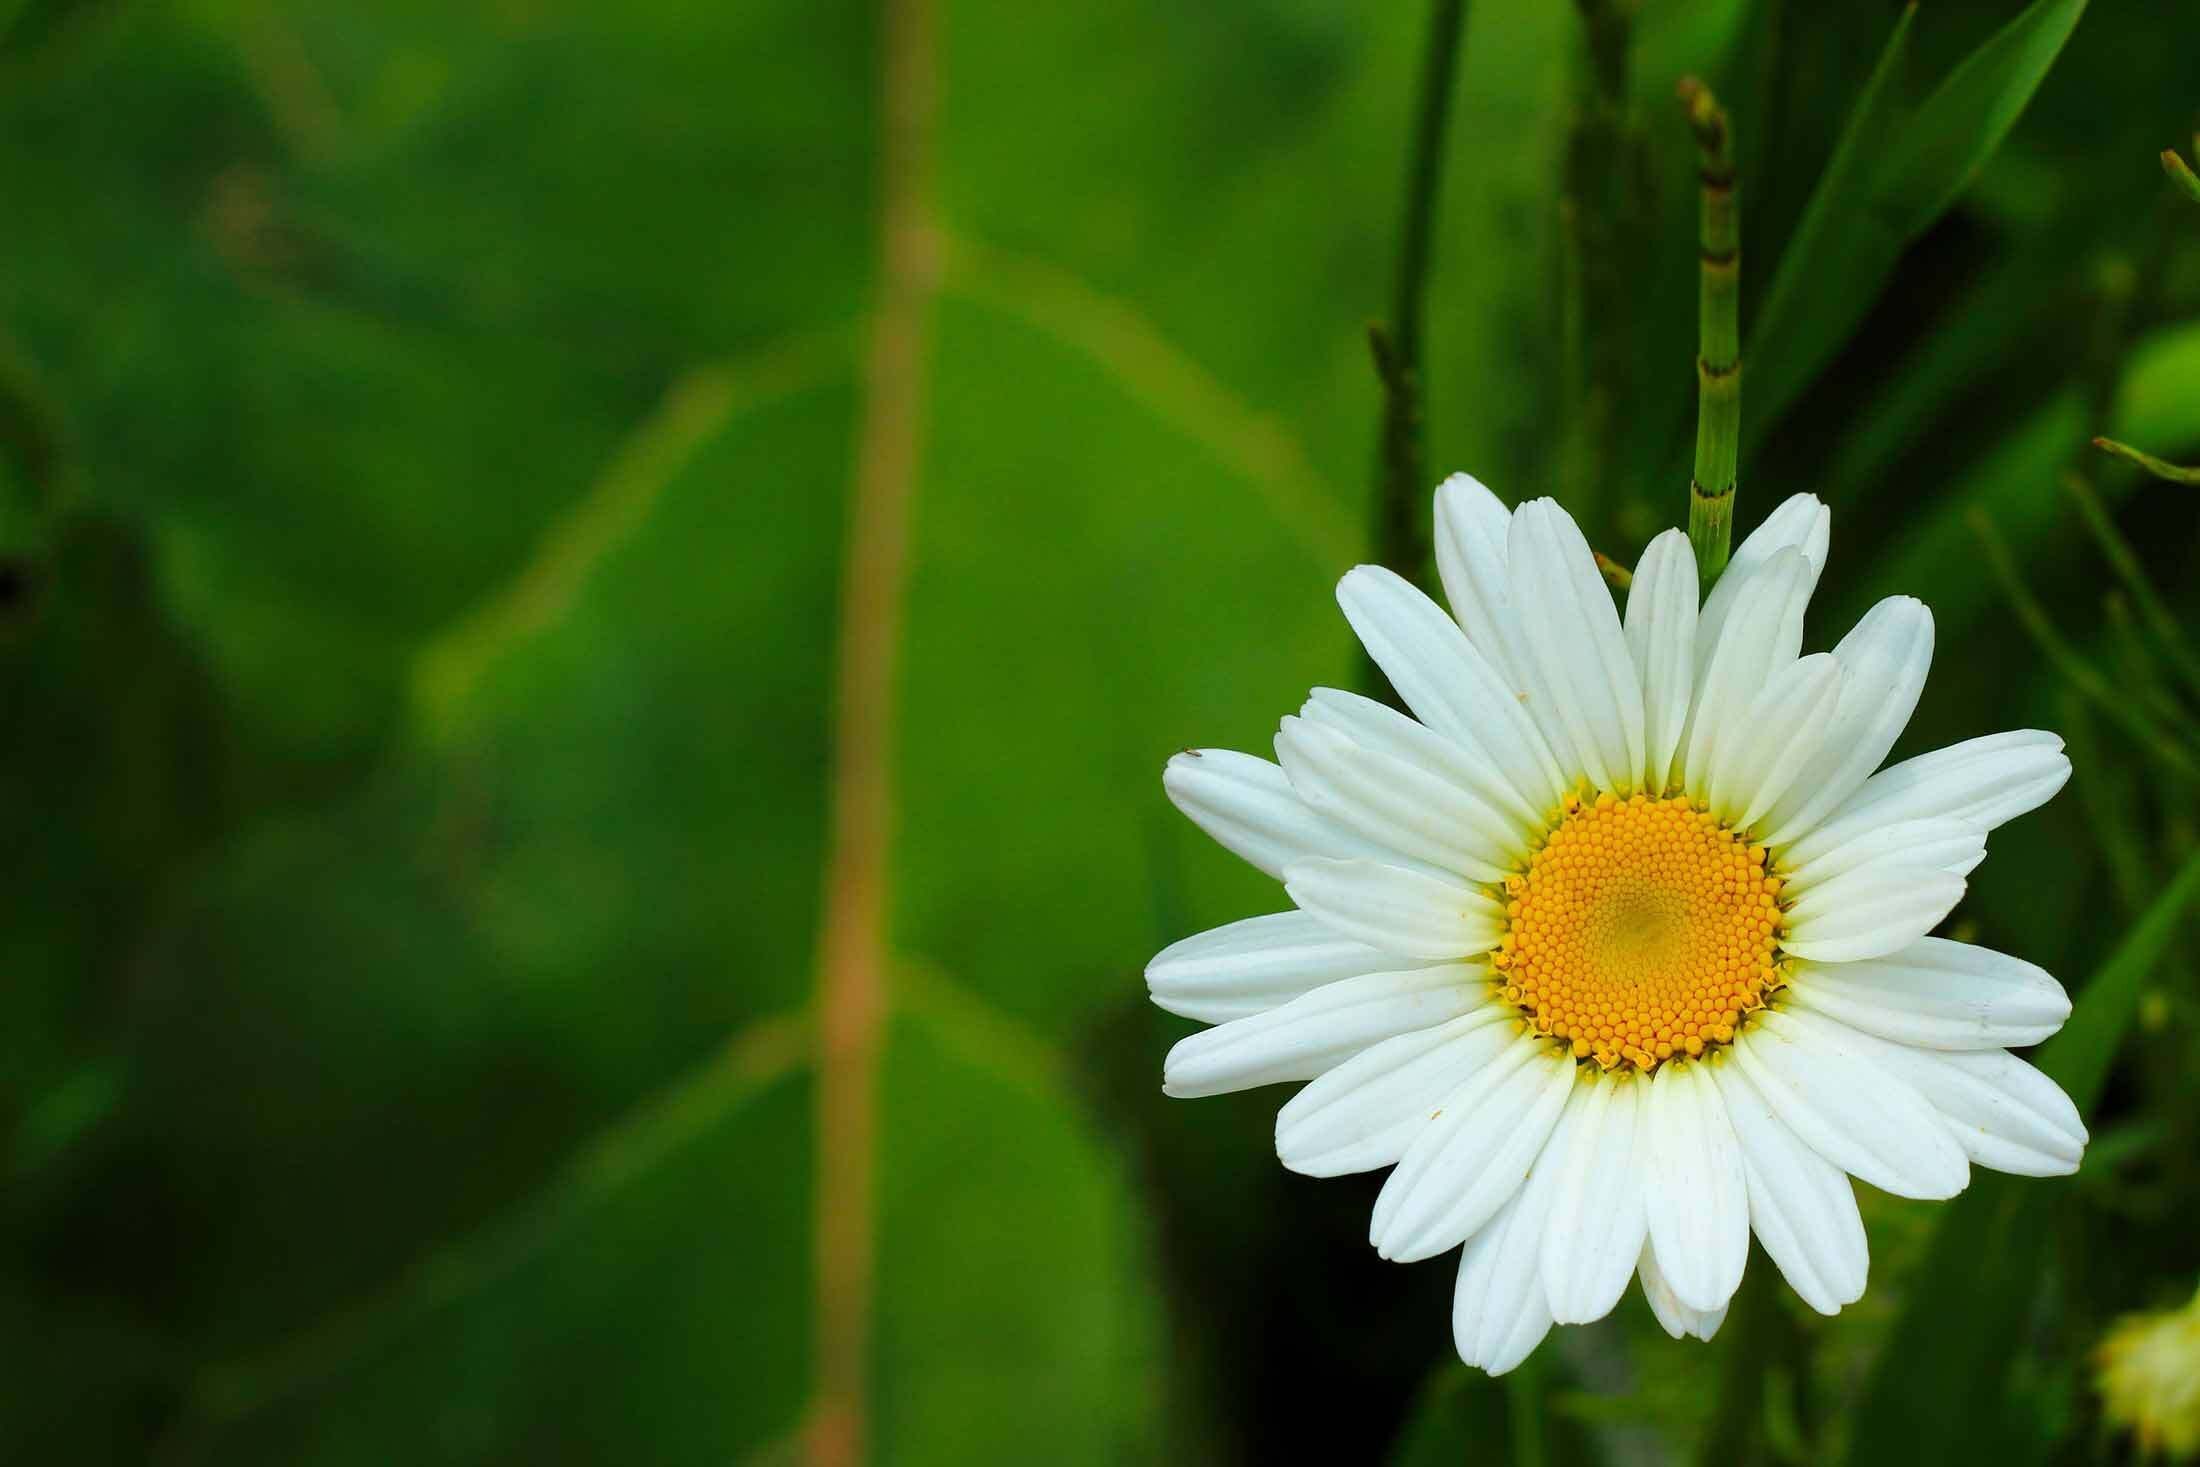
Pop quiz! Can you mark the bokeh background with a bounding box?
[7,0,2200,1461]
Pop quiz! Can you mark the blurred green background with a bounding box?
[6,0,2200,1461]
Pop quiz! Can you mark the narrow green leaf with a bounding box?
[1872,0,2090,228]
[1751,0,2089,436]
[1746,4,1915,435]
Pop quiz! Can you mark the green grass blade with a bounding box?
[1747,4,1915,437]
[1870,0,2089,228]
[1750,0,2088,437]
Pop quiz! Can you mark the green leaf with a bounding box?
[1750,0,2088,436]
[1747,4,1916,438]
[1871,0,2090,229]
[166,1005,1164,1465]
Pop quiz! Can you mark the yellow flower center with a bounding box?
[1494,791,1784,1072]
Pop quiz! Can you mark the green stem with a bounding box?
[2094,434,2200,485]
[2163,145,2200,206]
[2101,592,2195,732]
[1370,0,1471,587]
[1680,78,1739,588]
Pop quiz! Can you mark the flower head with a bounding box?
[1148,476,2083,1372]
[2097,1284,2200,1460]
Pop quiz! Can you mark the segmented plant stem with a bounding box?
[1680,78,1739,588]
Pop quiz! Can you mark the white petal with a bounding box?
[1146,910,1444,1024]
[1283,857,1504,959]
[1163,749,1387,880]
[1540,1072,1649,1325]
[1162,964,1481,1098]
[1781,937,2071,1050]
[1707,652,1844,830]
[1638,1239,1727,1341]
[1625,529,1699,794]
[1451,1178,1557,1376]
[1782,731,2071,869]
[1275,717,1518,881]
[1823,1027,2086,1176]
[1506,499,1647,795]
[1432,472,1522,682]
[1641,1059,1749,1313]
[1780,863,1966,964]
[1759,597,1934,847]
[1712,1059,1868,1315]
[1336,567,1567,812]
[1695,493,1829,676]
[1274,1007,1515,1176]
[1370,1037,1576,1262]
[1681,547,1812,800]
[1730,1008,1970,1198]
[1779,818,1987,900]
[1301,687,1544,838]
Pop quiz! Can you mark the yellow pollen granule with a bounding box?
[1502,791,1783,1072]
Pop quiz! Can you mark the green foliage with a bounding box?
[1750,0,2089,437]
[4,0,2200,1463]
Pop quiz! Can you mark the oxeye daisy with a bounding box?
[1147,475,2083,1373]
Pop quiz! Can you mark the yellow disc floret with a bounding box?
[1494,790,1784,1072]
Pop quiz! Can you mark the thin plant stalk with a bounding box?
[1369,0,1471,587]
[1679,78,1739,586]
[2061,470,2200,696]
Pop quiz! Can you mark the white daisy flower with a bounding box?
[1148,475,2083,1373]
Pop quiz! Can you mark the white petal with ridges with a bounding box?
[1694,493,1829,679]
[1146,910,1442,1024]
[1780,863,1966,963]
[1731,1008,1969,1198]
[1782,731,2071,868]
[1163,749,1390,880]
[1624,529,1698,794]
[1779,818,1986,900]
[1274,1007,1515,1177]
[1642,1059,1749,1313]
[1275,717,1517,882]
[1713,1059,1867,1314]
[1759,597,1934,846]
[1300,687,1544,839]
[1432,472,1522,682]
[1336,567,1567,811]
[1162,964,1481,1098]
[1782,937,2070,1050]
[1453,1088,1582,1373]
[1709,653,1844,830]
[1371,1038,1576,1262]
[1451,1181,1557,1376]
[1824,1025,2086,1176]
[1540,1072,1649,1325]
[1638,1240,1728,1341]
[1682,548,1812,801]
[1506,499,1647,795]
[1284,857,1504,959]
